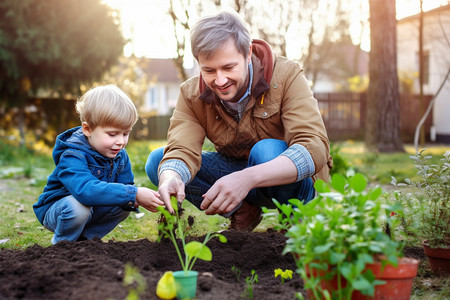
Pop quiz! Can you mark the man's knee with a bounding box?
[249,139,288,165]
[145,146,165,185]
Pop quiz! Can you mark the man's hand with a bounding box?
[200,170,251,215]
[158,170,185,214]
[135,188,163,212]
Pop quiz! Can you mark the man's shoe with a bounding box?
[229,201,262,232]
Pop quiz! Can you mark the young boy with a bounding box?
[33,84,164,244]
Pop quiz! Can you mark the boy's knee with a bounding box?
[68,201,92,225]
[145,146,165,185]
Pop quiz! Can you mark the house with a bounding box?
[397,4,450,144]
[309,42,369,93]
[141,58,198,115]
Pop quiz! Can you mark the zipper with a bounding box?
[109,159,114,179]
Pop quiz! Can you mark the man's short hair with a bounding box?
[190,11,251,61]
[76,84,138,130]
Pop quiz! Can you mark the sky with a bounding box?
[102,0,449,59]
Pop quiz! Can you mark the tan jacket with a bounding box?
[162,39,332,182]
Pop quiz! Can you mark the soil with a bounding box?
[0,230,304,300]
[0,230,430,300]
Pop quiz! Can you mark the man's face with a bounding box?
[198,39,251,102]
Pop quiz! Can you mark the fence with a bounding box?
[315,93,433,142]
[0,93,433,144]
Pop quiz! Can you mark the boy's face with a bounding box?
[198,39,251,103]
[82,123,131,158]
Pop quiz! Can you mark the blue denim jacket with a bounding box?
[33,127,138,224]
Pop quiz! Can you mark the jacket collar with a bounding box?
[198,39,274,104]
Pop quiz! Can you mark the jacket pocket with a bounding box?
[88,164,106,179]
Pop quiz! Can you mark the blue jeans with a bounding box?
[145,139,315,210]
[43,195,130,244]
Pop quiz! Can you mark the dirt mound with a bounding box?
[0,230,304,300]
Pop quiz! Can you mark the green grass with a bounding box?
[0,139,276,249]
[337,141,449,184]
[1,139,449,249]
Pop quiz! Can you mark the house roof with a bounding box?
[144,58,181,83]
[140,58,199,83]
[318,42,369,80]
[398,4,450,24]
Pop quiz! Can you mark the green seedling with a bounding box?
[157,196,227,275]
[242,269,258,299]
[123,263,147,300]
[231,265,242,282]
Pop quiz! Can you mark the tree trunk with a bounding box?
[418,0,426,147]
[366,0,404,152]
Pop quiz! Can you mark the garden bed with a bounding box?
[0,229,434,300]
[0,230,303,299]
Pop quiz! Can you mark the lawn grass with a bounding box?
[0,139,277,249]
[338,140,449,184]
[1,139,449,249]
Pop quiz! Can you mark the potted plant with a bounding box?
[156,196,227,300]
[390,150,449,275]
[274,173,418,300]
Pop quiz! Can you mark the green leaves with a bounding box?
[390,150,449,248]
[350,173,367,193]
[185,241,212,261]
[0,0,124,104]
[276,172,403,299]
[157,197,227,273]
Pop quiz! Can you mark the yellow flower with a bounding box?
[274,268,293,284]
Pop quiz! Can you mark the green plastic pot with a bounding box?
[173,270,198,300]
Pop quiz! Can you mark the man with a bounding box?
[146,11,332,231]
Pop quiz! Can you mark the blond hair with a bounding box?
[76,85,138,130]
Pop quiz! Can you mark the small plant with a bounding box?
[231,265,242,282]
[329,142,350,176]
[123,263,147,300]
[274,268,293,284]
[157,196,227,274]
[242,269,258,299]
[390,150,449,248]
[276,173,404,299]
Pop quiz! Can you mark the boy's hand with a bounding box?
[136,188,163,212]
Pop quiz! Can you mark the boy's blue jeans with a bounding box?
[145,139,315,211]
[43,195,130,244]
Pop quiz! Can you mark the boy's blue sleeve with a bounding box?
[57,151,137,207]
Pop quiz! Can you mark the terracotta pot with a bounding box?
[306,257,419,300]
[422,241,450,275]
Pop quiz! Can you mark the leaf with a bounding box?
[352,277,372,292]
[368,187,382,200]
[331,173,347,193]
[330,252,346,264]
[314,179,330,193]
[170,196,178,213]
[350,173,367,193]
[217,234,227,243]
[185,241,212,261]
[314,243,333,254]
